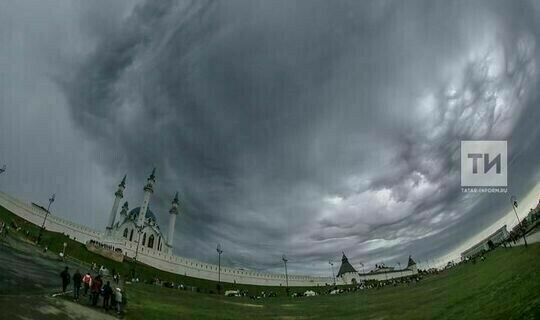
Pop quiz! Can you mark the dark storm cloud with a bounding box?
[0,0,136,229]
[60,0,540,273]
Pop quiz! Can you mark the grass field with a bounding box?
[124,244,540,319]
[2,204,540,319]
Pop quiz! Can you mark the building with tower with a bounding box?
[336,253,418,284]
[336,253,359,284]
[103,168,177,255]
[0,171,418,287]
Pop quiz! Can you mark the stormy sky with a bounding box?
[1,0,539,275]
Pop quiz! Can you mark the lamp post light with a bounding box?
[37,193,55,244]
[217,244,223,293]
[329,261,336,286]
[282,254,289,295]
[62,242,67,261]
[134,226,144,261]
[132,225,144,279]
[510,196,528,248]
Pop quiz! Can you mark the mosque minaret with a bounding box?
[137,168,156,227]
[106,175,126,235]
[166,192,179,253]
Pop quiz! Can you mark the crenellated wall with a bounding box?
[0,192,417,287]
[0,192,103,243]
[339,268,417,284]
[0,192,332,286]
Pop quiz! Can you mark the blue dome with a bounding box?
[128,207,156,221]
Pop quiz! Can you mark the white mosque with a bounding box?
[103,168,178,255]
[0,168,419,287]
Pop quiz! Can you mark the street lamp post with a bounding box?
[134,227,143,260]
[62,242,67,261]
[510,196,528,248]
[397,262,402,278]
[37,193,55,244]
[282,255,289,295]
[132,225,144,279]
[329,261,336,286]
[217,244,223,293]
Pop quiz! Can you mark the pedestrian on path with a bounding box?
[60,266,70,293]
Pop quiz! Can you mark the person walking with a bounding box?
[60,267,70,293]
[114,288,123,315]
[72,269,82,301]
[90,275,103,306]
[82,272,92,296]
[102,281,113,310]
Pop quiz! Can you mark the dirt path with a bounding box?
[0,236,120,319]
[0,237,84,294]
[0,294,116,320]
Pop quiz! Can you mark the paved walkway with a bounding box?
[0,237,118,319]
[513,231,540,246]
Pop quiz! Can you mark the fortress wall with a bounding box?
[0,192,332,286]
[117,240,333,287]
[0,192,102,244]
[340,268,417,284]
[360,269,415,282]
[0,192,416,287]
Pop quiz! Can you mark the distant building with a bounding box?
[336,253,358,284]
[103,170,177,255]
[461,225,509,259]
[337,253,418,284]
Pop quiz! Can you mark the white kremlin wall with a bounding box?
[0,191,102,243]
[0,192,416,287]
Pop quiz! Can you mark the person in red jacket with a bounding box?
[90,275,103,306]
[82,272,92,296]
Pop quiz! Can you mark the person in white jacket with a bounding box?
[115,288,123,315]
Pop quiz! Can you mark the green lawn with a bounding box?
[2,205,540,319]
[124,244,540,320]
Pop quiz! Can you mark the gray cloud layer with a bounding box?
[2,0,540,274]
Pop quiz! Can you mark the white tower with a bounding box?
[106,175,126,235]
[115,201,129,227]
[137,168,156,227]
[166,192,179,252]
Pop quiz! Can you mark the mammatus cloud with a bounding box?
[59,0,540,274]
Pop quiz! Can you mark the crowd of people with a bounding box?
[145,273,425,300]
[59,266,126,315]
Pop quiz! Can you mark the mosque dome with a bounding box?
[128,207,157,222]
